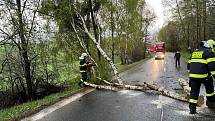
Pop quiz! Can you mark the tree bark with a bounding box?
[77,14,123,85]
[203,0,207,41]
[16,0,32,100]
[196,0,200,44]
[88,0,101,60]
[111,1,115,63]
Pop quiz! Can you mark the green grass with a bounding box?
[0,82,81,121]
[0,55,151,121]
[116,58,151,73]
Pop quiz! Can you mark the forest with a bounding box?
[158,0,215,52]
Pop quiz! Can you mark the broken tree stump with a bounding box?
[178,78,204,106]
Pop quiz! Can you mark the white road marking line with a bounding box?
[158,95,163,121]
[157,95,163,108]
[164,67,166,72]
[21,88,95,121]
[160,107,164,121]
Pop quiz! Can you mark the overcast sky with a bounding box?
[145,0,165,33]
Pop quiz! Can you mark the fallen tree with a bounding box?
[82,78,207,107]
[82,79,191,103]
[82,79,148,92]
[70,8,123,85]
[143,82,188,102]
[70,6,201,106]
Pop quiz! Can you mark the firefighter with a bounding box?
[187,41,215,114]
[205,39,215,107]
[79,53,91,87]
[174,51,181,68]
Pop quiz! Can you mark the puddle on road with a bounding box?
[118,90,142,98]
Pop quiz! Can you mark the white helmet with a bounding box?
[203,41,210,48]
[207,39,215,52]
[79,53,88,59]
[207,39,215,49]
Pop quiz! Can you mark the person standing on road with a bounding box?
[174,51,181,68]
[187,41,215,114]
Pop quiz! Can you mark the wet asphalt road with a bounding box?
[120,52,189,91]
[37,52,215,121]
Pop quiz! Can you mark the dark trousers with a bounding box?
[79,72,88,87]
[81,72,89,81]
[175,59,180,68]
[189,77,215,110]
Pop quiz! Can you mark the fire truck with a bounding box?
[155,42,165,53]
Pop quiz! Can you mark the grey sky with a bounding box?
[145,0,165,33]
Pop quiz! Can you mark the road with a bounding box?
[23,53,215,121]
[120,52,188,91]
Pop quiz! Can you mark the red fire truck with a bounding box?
[154,42,165,60]
[155,42,165,53]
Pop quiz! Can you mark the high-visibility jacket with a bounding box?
[187,47,215,79]
[80,59,88,73]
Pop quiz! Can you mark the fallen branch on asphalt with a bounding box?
[143,82,188,102]
[82,79,193,104]
[82,79,148,91]
[178,78,204,106]
[83,80,119,91]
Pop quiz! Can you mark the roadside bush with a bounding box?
[131,46,145,62]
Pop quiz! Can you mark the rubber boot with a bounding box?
[189,104,197,114]
[206,95,215,108]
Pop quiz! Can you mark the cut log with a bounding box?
[178,78,204,106]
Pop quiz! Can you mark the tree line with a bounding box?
[158,0,215,52]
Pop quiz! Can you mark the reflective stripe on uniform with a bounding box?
[191,51,203,58]
[189,99,198,104]
[80,64,87,67]
[206,92,215,97]
[188,60,191,63]
[189,74,208,78]
[190,59,207,64]
[207,58,215,63]
[80,71,86,73]
[210,71,215,75]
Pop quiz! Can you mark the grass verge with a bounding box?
[1,56,151,121]
[116,57,152,73]
[0,83,82,121]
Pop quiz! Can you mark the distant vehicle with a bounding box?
[149,45,156,53]
[155,52,165,60]
[156,42,165,53]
